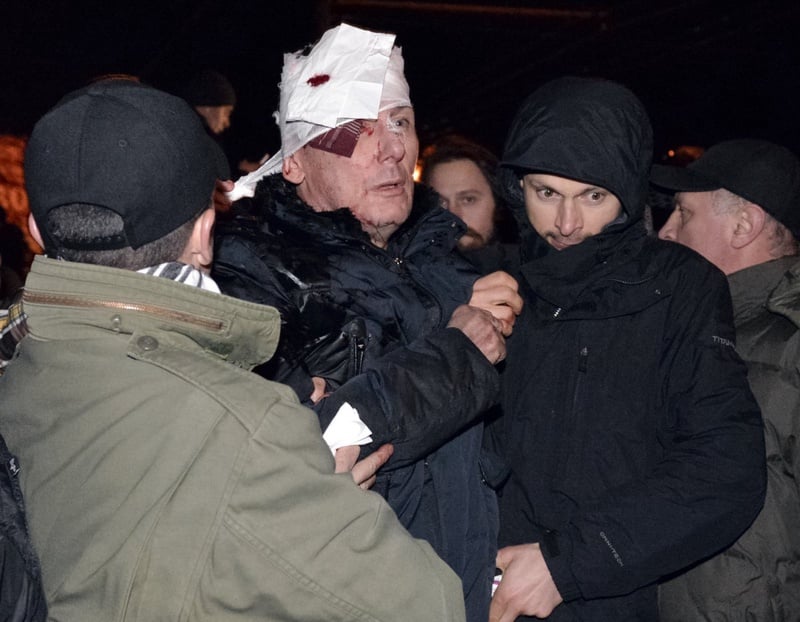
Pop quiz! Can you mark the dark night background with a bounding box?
[2,0,799,167]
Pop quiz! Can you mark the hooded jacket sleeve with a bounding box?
[543,260,766,603]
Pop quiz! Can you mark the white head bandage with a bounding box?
[229,23,412,201]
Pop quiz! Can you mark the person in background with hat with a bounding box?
[488,77,765,621]
[654,138,800,620]
[181,68,237,136]
[0,79,468,621]
[177,68,260,183]
[213,23,522,622]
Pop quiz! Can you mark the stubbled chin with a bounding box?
[458,232,486,251]
[353,194,413,229]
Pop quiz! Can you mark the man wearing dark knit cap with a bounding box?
[181,68,237,136]
[655,139,800,620]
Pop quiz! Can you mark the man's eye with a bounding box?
[581,190,605,202]
[538,188,554,198]
[391,117,410,129]
[460,195,477,205]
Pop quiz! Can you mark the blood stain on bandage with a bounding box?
[307,74,330,87]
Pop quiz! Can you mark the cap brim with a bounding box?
[650,164,721,193]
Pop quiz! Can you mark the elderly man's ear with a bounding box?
[731,202,767,250]
[282,154,306,184]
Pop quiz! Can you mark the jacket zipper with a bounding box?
[578,347,589,373]
[23,291,224,331]
[346,318,367,377]
[364,245,444,332]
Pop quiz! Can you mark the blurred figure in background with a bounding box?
[177,69,269,183]
[0,208,27,375]
[180,68,236,136]
[421,134,518,273]
[173,69,239,214]
[0,135,40,269]
[0,209,26,306]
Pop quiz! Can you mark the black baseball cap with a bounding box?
[25,80,229,251]
[651,139,800,238]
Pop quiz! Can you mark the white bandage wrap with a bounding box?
[228,23,411,201]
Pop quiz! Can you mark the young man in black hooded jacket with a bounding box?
[488,77,766,621]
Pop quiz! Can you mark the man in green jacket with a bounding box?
[655,139,800,620]
[0,79,466,621]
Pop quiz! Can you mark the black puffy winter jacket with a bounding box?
[213,177,501,622]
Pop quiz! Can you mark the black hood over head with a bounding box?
[499,77,653,227]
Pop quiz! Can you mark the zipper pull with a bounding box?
[347,318,367,377]
[578,347,588,373]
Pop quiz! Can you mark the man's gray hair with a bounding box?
[710,188,747,215]
[711,188,798,257]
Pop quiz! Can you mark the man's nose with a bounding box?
[376,122,406,162]
[658,211,679,241]
[556,201,582,236]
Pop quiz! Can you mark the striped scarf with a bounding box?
[137,262,220,294]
